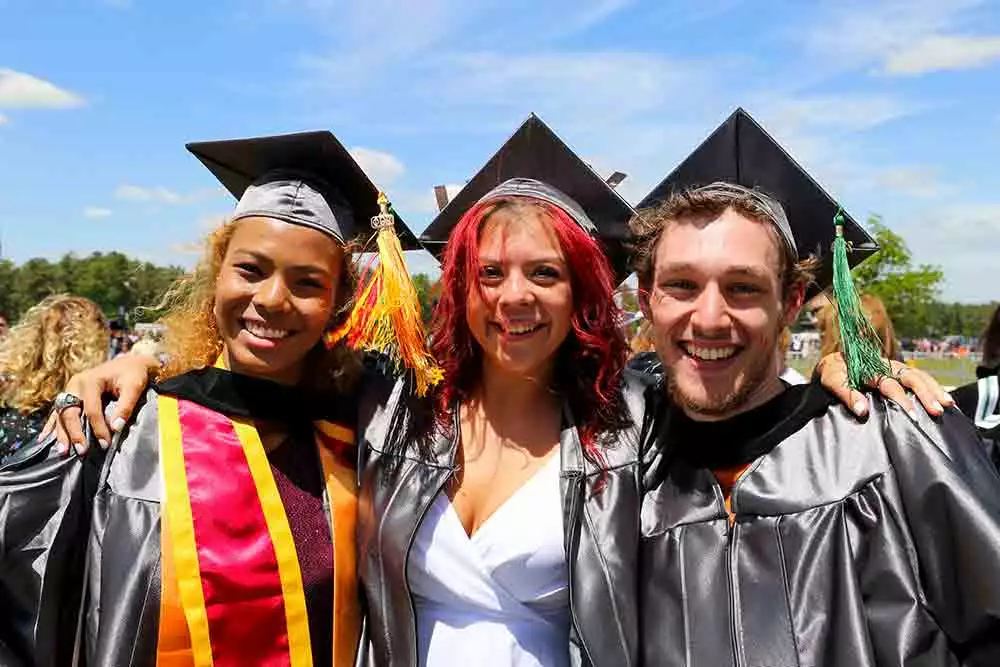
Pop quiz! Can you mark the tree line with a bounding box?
[0,252,184,324]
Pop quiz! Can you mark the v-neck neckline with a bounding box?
[444,453,560,542]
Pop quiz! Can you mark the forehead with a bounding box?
[478,206,565,258]
[653,208,781,276]
[228,216,344,268]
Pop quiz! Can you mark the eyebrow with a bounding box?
[658,262,771,280]
[478,255,566,265]
[230,249,332,276]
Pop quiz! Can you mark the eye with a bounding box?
[298,277,325,289]
[235,262,263,278]
[479,264,503,281]
[661,278,697,291]
[533,265,562,280]
[729,282,764,296]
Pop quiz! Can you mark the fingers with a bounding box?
[108,377,146,433]
[816,353,870,417]
[873,374,917,416]
[55,406,87,455]
[892,363,952,417]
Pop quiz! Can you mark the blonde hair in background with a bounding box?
[818,293,900,360]
[150,217,362,393]
[0,295,109,414]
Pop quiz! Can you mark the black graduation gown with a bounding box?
[640,383,1000,666]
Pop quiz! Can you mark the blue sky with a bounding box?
[1,0,999,301]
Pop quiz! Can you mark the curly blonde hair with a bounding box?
[0,295,109,413]
[152,218,362,393]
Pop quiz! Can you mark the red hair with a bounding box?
[429,196,629,459]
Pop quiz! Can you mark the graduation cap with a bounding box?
[419,114,637,283]
[637,108,877,296]
[187,130,420,249]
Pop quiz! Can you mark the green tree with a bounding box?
[411,273,438,325]
[852,215,944,338]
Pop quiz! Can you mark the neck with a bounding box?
[223,348,302,386]
[473,358,560,421]
[682,374,786,423]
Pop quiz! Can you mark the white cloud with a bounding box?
[83,206,113,219]
[756,94,916,133]
[884,34,1000,75]
[349,147,406,187]
[0,68,85,109]
[0,113,8,126]
[113,185,221,205]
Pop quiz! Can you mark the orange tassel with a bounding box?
[326,193,443,396]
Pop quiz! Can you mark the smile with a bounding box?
[680,342,739,361]
[242,319,292,340]
[493,322,545,337]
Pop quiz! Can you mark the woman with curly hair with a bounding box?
[0,294,107,463]
[0,130,423,667]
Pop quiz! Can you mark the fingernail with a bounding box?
[853,400,868,416]
[56,442,68,456]
[111,417,126,432]
[37,432,47,442]
[73,442,86,456]
[98,438,109,450]
[943,392,955,406]
[931,401,944,413]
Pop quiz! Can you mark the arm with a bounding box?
[883,403,1000,666]
[42,354,159,455]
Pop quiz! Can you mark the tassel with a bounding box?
[830,209,892,389]
[326,193,443,396]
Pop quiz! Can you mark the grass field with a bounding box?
[788,356,979,390]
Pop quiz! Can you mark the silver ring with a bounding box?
[53,391,84,414]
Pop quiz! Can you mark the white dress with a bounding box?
[407,454,569,667]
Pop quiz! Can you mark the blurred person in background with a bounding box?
[953,304,1000,469]
[818,293,902,361]
[0,295,107,464]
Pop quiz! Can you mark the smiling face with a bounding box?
[645,207,803,420]
[465,206,574,383]
[213,216,344,385]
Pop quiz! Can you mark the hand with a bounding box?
[40,354,161,455]
[816,354,954,418]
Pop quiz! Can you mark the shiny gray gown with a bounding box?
[640,387,1000,666]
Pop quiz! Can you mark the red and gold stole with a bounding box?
[155,385,360,666]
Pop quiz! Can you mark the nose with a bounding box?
[252,275,292,313]
[496,271,534,308]
[689,282,731,335]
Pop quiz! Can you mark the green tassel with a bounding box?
[831,210,893,389]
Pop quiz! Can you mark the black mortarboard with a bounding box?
[186,130,420,248]
[637,108,877,296]
[419,114,636,283]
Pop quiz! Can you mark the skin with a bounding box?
[215,217,343,386]
[645,209,803,420]
[450,209,572,537]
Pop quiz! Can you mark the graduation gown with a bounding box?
[640,382,1000,667]
[0,368,362,667]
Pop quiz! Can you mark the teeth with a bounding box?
[683,343,737,361]
[244,321,290,340]
[506,323,541,335]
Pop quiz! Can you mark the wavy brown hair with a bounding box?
[818,294,900,360]
[0,295,108,413]
[152,218,362,392]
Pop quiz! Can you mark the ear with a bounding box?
[638,287,652,321]
[782,283,806,327]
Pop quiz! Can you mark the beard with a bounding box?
[666,320,784,418]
